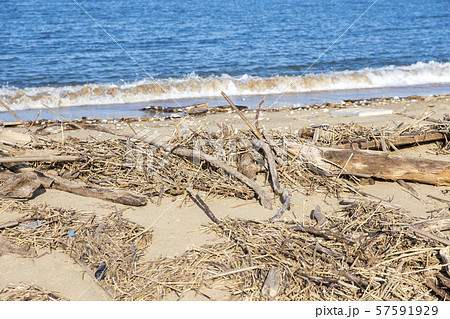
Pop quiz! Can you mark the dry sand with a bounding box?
[0,93,449,300]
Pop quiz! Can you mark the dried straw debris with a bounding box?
[0,282,68,301]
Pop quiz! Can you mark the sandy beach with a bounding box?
[0,94,449,301]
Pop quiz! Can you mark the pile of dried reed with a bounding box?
[0,201,151,299]
[1,198,449,301]
[114,202,449,301]
[0,282,67,301]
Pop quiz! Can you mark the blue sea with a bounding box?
[0,0,449,120]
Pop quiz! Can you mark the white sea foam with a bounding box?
[1,61,449,110]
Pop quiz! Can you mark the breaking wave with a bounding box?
[1,61,449,110]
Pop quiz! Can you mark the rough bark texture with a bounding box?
[297,145,450,186]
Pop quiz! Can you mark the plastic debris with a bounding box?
[19,220,46,230]
[95,265,107,280]
[330,108,393,117]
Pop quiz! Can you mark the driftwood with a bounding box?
[0,121,23,127]
[310,205,327,226]
[437,273,450,290]
[186,187,220,224]
[290,224,357,244]
[338,270,370,288]
[0,235,36,257]
[221,92,265,140]
[0,100,25,124]
[48,174,147,206]
[0,172,43,199]
[427,195,450,204]
[0,155,82,163]
[409,227,450,246]
[295,145,450,186]
[310,242,361,267]
[140,103,208,112]
[338,132,447,150]
[0,221,19,230]
[261,267,283,300]
[1,162,147,206]
[96,127,273,209]
[172,147,272,209]
[412,217,450,232]
[254,96,266,132]
[439,247,450,277]
[237,152,264,180]
[252,139,281,195]
[0,170,17,181]
[424,277,450,300]
[270,189,291,221]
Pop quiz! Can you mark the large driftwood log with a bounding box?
[48,174,147,206]
[338,132,447,150]
[296,145,450,186]
[1,163,147,206]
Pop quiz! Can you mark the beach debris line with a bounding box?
[139,102,249,116]
[2,108,446,210]
[84,124,273,209]
[1,187,449,300]
[140,102,208,113]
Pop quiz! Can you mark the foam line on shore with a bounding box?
[1,61,449,110]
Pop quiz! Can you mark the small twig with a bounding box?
[157,184,164,207]
[427,195,450,204]
[208,265,263,279]
[186,187,220,224]
[336,152,353,179]
[397,180,419,199]
[409,226,450,246]
[0,100,25,124]
[270,189,291,221]
[252,139,281,195]
[42,103,85,130]
[255,95,266,132]
[338,270,370,288]
[221,91,265,140]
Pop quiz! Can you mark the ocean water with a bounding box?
[0,0,449,120]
